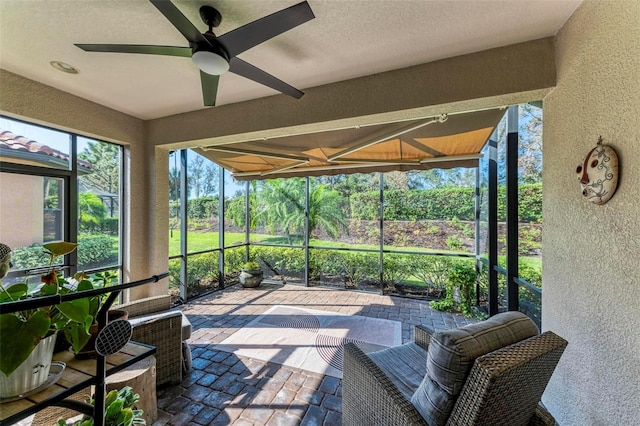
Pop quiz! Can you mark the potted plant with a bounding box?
[57,386,146,426]
[239,261,263,288]
[0,242,116,398]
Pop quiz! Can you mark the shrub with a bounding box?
[77,234,114,265]
[430,260,478,317]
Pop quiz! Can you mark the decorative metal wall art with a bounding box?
[576,136,619,204]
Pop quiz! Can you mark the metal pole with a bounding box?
[69,135,78,277]
[379,173,384,295]
[179,150,188,301]
[475,163,481,307]
[488,137,499,316]
[304,177,310,286]
[245,179,250,262]
[219,168,225,288]
[506,106,520,311]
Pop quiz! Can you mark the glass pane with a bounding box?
[387,254,454,298]
[518,104,543,289]
[224,168,244,247]
[77,137,121,271]
[224,245,245,284]
[0,116,71,170]
[187,251,221,300]
[0,173,64,272]
[310,173,378,249]
[187,150,220,253]
[384,168,475,254]
[168,151,182,257]
[309,248,379,291]
[250,246,304,284]
[250,178,305,246]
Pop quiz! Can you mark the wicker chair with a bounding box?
[343,313,567,426]
[116,295,192,386]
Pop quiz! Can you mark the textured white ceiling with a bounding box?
[0,0,581,120]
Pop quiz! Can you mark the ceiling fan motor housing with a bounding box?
[191,33,230,75]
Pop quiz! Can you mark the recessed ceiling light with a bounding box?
[50,61,79,74]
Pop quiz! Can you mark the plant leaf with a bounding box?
[42,242,78,258]
[0,283,28,302]
[57,298,90,323]
[0,311,50,375]
[63,319,92,353]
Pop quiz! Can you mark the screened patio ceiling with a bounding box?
[198,107,506,181]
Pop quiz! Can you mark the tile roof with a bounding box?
[0,130,92,170]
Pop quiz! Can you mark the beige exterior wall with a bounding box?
[542,0,640,423]
[0,173,43,248]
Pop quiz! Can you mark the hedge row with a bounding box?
[10,234,115,270]
[351,183,542,222]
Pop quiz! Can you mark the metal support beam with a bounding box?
[179,150,188,301]
[245,179,250,262]
[506,106,520,311]
[475,164,481,307]
[219,168,225,289]
[304,177,310,286]
[379,173,384,295]
[327,115,447,161]
[488,137,499,316]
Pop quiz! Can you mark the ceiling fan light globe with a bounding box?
[192,50,229,75]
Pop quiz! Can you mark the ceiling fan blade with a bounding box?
[149,0,209,45]
[200,71,220,106]
[75,44,192,57]
[229,57,303,99]
[219,1,314,58]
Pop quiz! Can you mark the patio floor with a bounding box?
[154,281,477,425]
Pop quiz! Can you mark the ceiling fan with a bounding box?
[76,0,314,106]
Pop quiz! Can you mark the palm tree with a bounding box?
[254,179,346,244]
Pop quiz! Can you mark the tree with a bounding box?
[518,104,543,183]
[78,192,107,229]
[78,141,119,195]
[188,154,206,198]
[254,179,347,243]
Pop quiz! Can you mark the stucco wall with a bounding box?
[0,173,43,248]
[542,0,640,424]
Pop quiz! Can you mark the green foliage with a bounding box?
[252,179,347,242]
[61,386,145,426]
[79,192,107,229]
[446,235,464,251]
[78,235,115,265]
[430,260,478,317]
[408,256,451,297]
[382,255,411,287]
[187,197,218,219]
[225,196,246,227]
[11,236,114,271]
[351,184,542,223]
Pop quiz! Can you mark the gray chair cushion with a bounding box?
[411,311,539,426]
[128,310,192,341]
[368,342,428,401]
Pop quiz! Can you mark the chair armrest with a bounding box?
[528,402,558,426]
[117,295,172,317]
[414,324,433,350]
[343,342,427,426]
[129,311,183,386]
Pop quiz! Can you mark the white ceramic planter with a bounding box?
[0,332,57,398]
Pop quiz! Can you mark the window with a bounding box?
[0,116,124,284]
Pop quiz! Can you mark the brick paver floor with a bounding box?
[154,282,476,425]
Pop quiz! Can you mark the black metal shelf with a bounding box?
[0,272,167,426]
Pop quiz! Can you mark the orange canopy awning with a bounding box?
[199,108,505,181]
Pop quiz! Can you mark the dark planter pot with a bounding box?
[75,309,129,359]
[239,269,263,288]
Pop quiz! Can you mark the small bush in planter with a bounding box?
[241,261,260,271]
